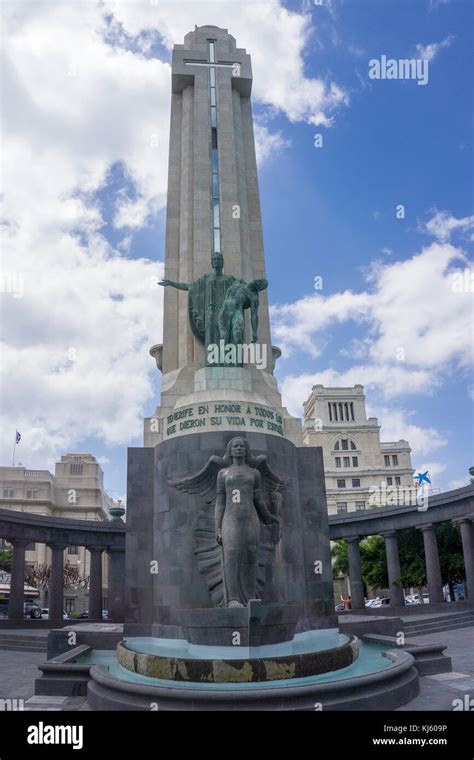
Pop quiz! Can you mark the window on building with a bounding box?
[395,476,401,486]
[26,489,38,499]
[67,546,78,555]
[387,477,393,485]
[335,457,341,468]
[334,441,340,450]
[355,502,366,511]
[70,463,83,476]
[392,455,399,466]
[343,457,350,467]
[352,457,358,467]
[384,455,391,467]
[336,502,347,514]
[3,488,14,498]
[350,441,357,450]
[328,403,332,422]
[352,479,361,488]
[337,479,346,488]
[341,439,348,451]
[65,599,75,613]
[350,402,355,421]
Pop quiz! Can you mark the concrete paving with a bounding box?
[0,626,472,711]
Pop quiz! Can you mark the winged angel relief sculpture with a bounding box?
[168,437,290,608]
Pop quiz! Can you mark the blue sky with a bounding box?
[1,0,472,503]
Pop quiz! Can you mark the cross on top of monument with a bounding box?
[172,25,252,97]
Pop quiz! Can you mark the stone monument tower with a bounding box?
[145,24,302,446]
[125,26,334,641]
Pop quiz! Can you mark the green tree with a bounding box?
[331,540,348,577]
[360,535,388,589]
[398,528,426,587]
[0,548,13,572]
[436,522,465,584]
[332,523,466,594]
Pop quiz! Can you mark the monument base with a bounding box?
[124,431,335,644]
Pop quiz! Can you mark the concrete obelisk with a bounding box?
[145,25,302,446]
[125,26,334,639]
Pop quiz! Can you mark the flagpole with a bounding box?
[12,432,17,467]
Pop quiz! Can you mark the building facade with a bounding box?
[0,454,119,613]
[303,385,414,516]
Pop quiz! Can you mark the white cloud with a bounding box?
[1,1,348,468]
[273,241,472,374]
[271,291,371,357]
[416,34,454,63]
[366,406,447,455]
[254,124,291,164]
[280,365,435,420]
[423,210,474,242]
[104,0,349,127]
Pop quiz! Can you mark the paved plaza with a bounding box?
[0,625,472,712]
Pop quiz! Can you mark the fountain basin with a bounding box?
[86,642,419,710]
[116,629,359,683]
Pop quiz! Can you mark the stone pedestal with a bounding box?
[124,431,335,641]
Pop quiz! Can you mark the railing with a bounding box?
[24,470,51,477]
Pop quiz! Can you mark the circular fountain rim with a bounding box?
[116,632,359,684]
[87,647,419,710]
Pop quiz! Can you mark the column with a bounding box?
[346,537,365,610]
[107,547,125,622]
[49,543,66,619]
[88,547,103,620]
[458,518,474,599]
[8,539,28,620]
[383,532,404,607]
[419,524,444,604]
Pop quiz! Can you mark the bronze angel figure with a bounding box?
[168,436,289,608]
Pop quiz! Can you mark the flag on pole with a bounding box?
[16,431,21,444]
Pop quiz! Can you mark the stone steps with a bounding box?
[401,612,474,636]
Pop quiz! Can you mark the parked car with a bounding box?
[366,597,390,608]
[335,603,345,612]
[411,593,430,604]
[40,608,69,620]
[24,602,42,619]
[365,598,389,608]
[77,609,109,620]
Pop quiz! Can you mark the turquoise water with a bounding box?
[75,641,392,691]
[122,628,349,660]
